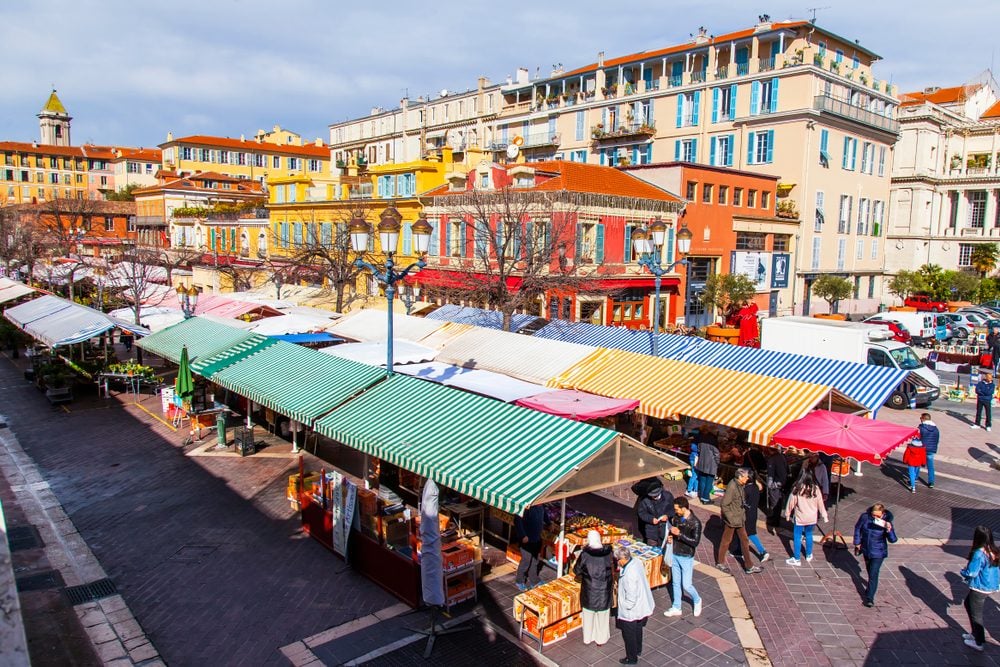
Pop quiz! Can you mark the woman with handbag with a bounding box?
[663,496,703,618]
[902,437,927,494]
[573,530,613,646]
[960,525,1000,652]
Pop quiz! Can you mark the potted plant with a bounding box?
[811,275,854,319]
[700,273,758,342]
[591,123,606,139]
[950,154,962,171]
[776,200,799,219]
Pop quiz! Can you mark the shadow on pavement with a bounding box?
[863,626,996,667]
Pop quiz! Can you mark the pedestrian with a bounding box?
[960,525,1000,652]
[739,470,771,563]
[614,544,654,665]
[852,503,897,607]
[802,453,830,502]
[971,371,994,431]
[784,474,828,566]
[715,468,763,574]
[663,496,702,618]
[694,428,720,505]
[573,530,613,646]
[513,504,545,591]
[685,437,700,498]
[990,328,1000,376]
[636,479,674,547]
[121,329,134,353]
[902,436,927,494]
[917,412,939,489]
[765,446,789,531]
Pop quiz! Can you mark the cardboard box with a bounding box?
[442,542,474,570]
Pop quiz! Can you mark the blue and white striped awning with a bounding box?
[425,304,541,332]
[533,320,907,413]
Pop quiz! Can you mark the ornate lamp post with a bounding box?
[400,280,421,315]
[176,284,201,318]
[632,218,693,355]
[349,209,432,375]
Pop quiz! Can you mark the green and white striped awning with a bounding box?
[207,341,387,424]
[137,317,261,364]
[314,375,685,515]
[191,336,278,376]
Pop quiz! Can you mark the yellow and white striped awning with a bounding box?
[548,348,862,445]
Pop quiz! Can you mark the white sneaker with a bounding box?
[693,600,702,617]
[971,424,980,429]
[962,633,975,641]
[964,637,984,652]
[663,608,682,617]
[786,557,801,566]
[806,555,814,562]
[760,553,772,563]
[988,427,992,432]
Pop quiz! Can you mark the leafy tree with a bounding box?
[977,277,1000,303]
[916,264,948,300]
[811,275,853,313]
[887,270,921,303]
[941,270,980,301]
[700,273,757,321]
[104,183,142,201]
[970,243,999,278]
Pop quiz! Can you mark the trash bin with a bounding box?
[235,426,255,457]
[216,411,227,448]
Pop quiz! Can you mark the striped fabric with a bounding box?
[325,308,447,343]
[207,341,386,424]
[549,348,854,445]
[191,336,278,376]
[313,374,617,515]
[534,321,907,413]
[137,317,260,364]
[425,304,540,332]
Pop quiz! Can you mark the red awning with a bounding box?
[409,270,676,292]
[772,410,918,465]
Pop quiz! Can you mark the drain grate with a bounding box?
[7,525,43,552]
[16,569,65,592]
[64,578,118,605]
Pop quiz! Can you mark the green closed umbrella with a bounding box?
[175,345,194,402]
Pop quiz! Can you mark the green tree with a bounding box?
[811,275,854,313]
[970,243,999,278]
[917,264,949,300]
[978,277,1000,303]
[700,273,757,320]
[104,183,142,201]
[941,270,980,301]
[887,270,921,303]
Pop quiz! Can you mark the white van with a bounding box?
[879,312,937,343]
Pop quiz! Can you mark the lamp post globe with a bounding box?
[377,206,402,255]
[410,214,433,255]
[676,221,693,255]
[186,285,200,310]
[649,218,668,249]
[175,284,187,307]
[349,215,371,253]
[631,228,652,256]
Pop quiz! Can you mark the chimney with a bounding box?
[240,134,245,142]
[314,138,323,147]
[517,67,530,84]
[694,26,709,44]
[598,51,605,67]
[166,131,173,142]
[478,76,487,91]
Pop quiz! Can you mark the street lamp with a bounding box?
[401,280,421,315]
[176,284,200,318]
[350,208,432,375]
[93,265,107,312]
[632,218,693,355]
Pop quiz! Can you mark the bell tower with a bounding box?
[38,89,72,146]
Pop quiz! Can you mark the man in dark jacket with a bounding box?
[765,447,789,530]
[853,503,897,607]
[694,430,720,505]
[514,504,545,591]
[663,496,703,617]
[714,468,761,574]
[917,413,940,488]
[636,481,674,546]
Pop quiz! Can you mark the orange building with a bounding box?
[3,199,139,260]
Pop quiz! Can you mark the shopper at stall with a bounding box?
[663,497,702,618]
[852,503,897,607]
[917,413,940,488]
[685,438,700,498]
[765,447,789,531]
[514,505,545,591]
[902,435,927,494]
[120,329,134,353]
[573,530,613,646]
[972,372,995,431]
[694,429,720,505]
[715,468,763,574]
[801,453,830,502]
[735,470,770,563]
[784,475,828,566]
[636,480,674,547]
[614,544,655,665]
[959,525,1000,652]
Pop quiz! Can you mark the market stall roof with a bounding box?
[4,294,74,327]
[548,348,865,445]
[395,361,558,403]
[271,332,342,344]
[193,294,284,320]
[4,295,150,347]
[136,316,262,364]
[206,341,387,424]
[534,320,910,413]
[773,410,918,465]
[515,390,641,421]
[0,278,34,304]
[324,308,447,343]
[434,327,597,385]
[248,313,334,336]
[425,304,542,333]
[108,306,185,333]
[313,374,686,515]
[319,340,436,366]
[414,321,476,349]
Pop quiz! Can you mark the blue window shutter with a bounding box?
[691,139,697,162]
[842,136,850,169]
[575,223,583,258]
[712,88,719,123]
[747,131,756,164]
[771,41,780,58]
[692,91,701,125]
[496,227,503,257]
[674,140,681,161]
[459,221,467,256]
[402,223,412,255]
[599,149,607,166]
[750,81,761,115]
[443,219,451,254]
[766,130,774,163]
[710,137,717,166]
[513,224,521,258]
[376,176,383,198]
[645,143,652,162]
[851,139,857,170]
[666,226,675,266]
[428,219,438,256]
[602,107,608,128]
[676,96,684,128]
[633,100,643,124]
[624,225,633,262]
[729,84,738,120]
[595,223,605,264]
[544,222,552,258]
[648,98,654,121]
[548,117,556,136]
[770,78,779,113]
[390,175,397,196]
[632,146,639,164]
[726,134,735,166]
[209,228,216,248]
[820,129,829,153]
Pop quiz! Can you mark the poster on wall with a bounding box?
[771,253,790,288]
[730,251,771,291]
[330,471,345,556]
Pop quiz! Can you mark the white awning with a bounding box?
[325,308,447,343]
[0,278,35,304]
[318,339,437,366]
[396,362,558,403]
[249,314,333,336]
[4,295,150,347]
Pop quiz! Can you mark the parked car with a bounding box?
[978,300,1000,311]
[904,294,948,312]
[862,317,911,343]
[958,307,997,321]
[934,314,954,341]
[943,313,982,339]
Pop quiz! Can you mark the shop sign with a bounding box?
[331,472,345,557]
[730,251,771,291]
[342,480,357,559]
[771,253,790,289]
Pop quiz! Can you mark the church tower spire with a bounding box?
[38,89,72,146]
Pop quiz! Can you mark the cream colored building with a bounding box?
[889,74,1000,277]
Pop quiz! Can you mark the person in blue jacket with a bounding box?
[960,525,1000,652]
[971,372,995,431]
[853,503,897,607]
[917,413,940,488]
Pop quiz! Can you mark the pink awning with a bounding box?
[772,410,918,465]
[194,295,283,319]
[515,389,640,421]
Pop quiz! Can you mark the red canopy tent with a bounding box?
[515,389,640,421]
[772,410,918,464]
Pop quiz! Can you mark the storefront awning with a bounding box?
[425,304,541,332]
[0,278,34,304]
[313,374,686,515]
[4,295,150,348]
[773,410,918,465]
[548,348,865,445]
[137,316,263,364]
[319,340,436,366]
[325,308,448,343]
[395,361,557,403]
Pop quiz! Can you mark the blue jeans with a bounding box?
[863,555,884,602]
[792,524,814,560]
[670,554,700,610]
[697,471,715,502]
[733,533,768,558]
[686,454,699,494]
[926,453,935,485]
[907,465,920,489]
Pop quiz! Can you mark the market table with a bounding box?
[99,372,159,398]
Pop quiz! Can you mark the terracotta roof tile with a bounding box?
[899,83,983,107]
[134,171,265,196]
[982,100,1000,119]
[163,135,330,158]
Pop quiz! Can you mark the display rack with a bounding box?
[443,560,478,610]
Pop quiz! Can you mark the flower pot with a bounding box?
[706,325,741,344]
[813,313,847,320]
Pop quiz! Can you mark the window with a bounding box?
[747,189,758,207]
[702,184,713,203]
[838,195,853,234]
[856,238,864,260]
[853,56,860,70]
[711,85,736,122]
[253,154,265,168]
[773,235,789,252]
[733,188,743,206]
[872,200,884,236]
[842,136,858,170]
[857,198,870,234]
[815,191,825,231]
[968,191,988,228]
[958,243,974,267]
[218,151,229,164]
[719,186,728,205]
[103,217,113,231]
[761,191,770,209]
[182,147,193,160]
[949,191,960,228]
[575,111,585,141]
[835,50,844,64]
[685,181,697,200]
[287,157,301,170]
[837,238,846,269]
[736,232,766,250]
[272,156,280,168]
[871,238,878,260]
[877,146,886,177]
[819,129,830,167]
[674,139,697,163]
[569,150,587,163]
[198,148,210,162]
[676,92,701,127]
[710,134,734,167]
[746,130,774,164]
[811,237,821,269]
[308,159,321,172]
[860,142,872,174]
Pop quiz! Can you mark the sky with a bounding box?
[2,1,997,149]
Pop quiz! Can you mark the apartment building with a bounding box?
[888,74,1000,276]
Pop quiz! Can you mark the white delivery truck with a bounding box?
[760,316,941,409]
[877,312,938,344]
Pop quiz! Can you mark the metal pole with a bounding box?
[653,273,662,356]
[386,278,395,377]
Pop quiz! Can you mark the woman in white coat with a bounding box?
[614,544,654,665]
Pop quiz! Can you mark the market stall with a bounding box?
[396,362,559,403]
[0,277,35,304]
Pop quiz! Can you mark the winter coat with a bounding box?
[694,441,720,476]
[573,544,614,611]
[514,505,545,544]
[902,441,927,467]
[636,489,675,544]
[720,479,747,528]
[976,379,995,402]
[784,489,828,526]
[853,508,897,559]
[961,549,1000,594]
[668,512,702,558]
[616,557,655,621]
[743,481,762,536]
[918,422,940,455]
[765,452,789,506]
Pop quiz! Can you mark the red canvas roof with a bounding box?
[772,410,918,464]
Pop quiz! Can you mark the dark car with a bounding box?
[862,317,911,344]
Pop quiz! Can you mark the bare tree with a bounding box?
[37,198,108,299]
[214,257,261,293]
[287,208,374,312]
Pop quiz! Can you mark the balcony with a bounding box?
[522,132,561,149]
[667,75,683,88]
[735,62,750,76]
[591,123,656,142]
[814,95,899,134]
[715,65,730,80]
[690,70,707,84]
[645,79,661,91]
[758,57,775,72]
[135,215,167,227]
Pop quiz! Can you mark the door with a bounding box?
[684,258,714,328]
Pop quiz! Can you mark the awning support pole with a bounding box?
[557,498,566,578]
[291,420,299,453]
